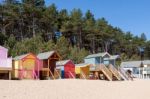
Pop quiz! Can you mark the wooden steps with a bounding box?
[118,68,129,80]
[49,69,55,79]
[108,64,122,81]
[96,64,113,81]
[69,71,75,79]
[54,69,61,79]
[80,70,87,79]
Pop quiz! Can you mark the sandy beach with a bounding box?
[0,79,149,99]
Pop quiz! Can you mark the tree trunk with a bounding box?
[79,28,82,49]
[92,37,95,53]
[1,4,6,35]
[32,17,36,37]
[2,27,6,35]
[20,18,24,41]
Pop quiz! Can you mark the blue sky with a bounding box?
[45,0,150,40]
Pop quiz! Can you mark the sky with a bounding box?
[45,0,150,40]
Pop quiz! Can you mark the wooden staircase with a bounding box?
[118,68,129,80]
[108,64,122,81]
[96,64,112,81]
[69,71,75,79]
[49,69,55,79]
[80,70,86,79]
[54,69,61,79]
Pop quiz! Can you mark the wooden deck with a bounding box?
[0,67,12,80]
[40,68,61,80]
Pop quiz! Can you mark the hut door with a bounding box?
[49,59,56,75]
[22,60,35,79]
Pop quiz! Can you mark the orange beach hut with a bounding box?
[12,53,41,79]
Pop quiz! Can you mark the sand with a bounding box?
[0,79,149,99]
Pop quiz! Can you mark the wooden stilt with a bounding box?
[49,70,55,79]
[55,69,61,79]
[48,59,50,77]
[9,71,11,80]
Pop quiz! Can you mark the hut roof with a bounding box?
[84,52,111,59]
[121,60,150,68]
[110,55,120,60]
[56,60,72,66]
[0,45,8,51]
[13,53,29,60]
[75,63,91,67]
[37,51,56,60]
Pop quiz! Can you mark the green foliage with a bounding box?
[130,54,141,60]
[0,33,7,45]
[0,1,150,62]
[68,46,89,63]
[3,35,44,56]
[4,34,16,56]
[145,41,150,59]
[22,0,45,7]
[141,33,147,41]
[41,40,55,52]
[120,53,128,61]
[55,36,69,59]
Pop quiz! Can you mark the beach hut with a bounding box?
[121,60,150,79]
[84,52,120,76]
[84,52,111,65]
[84,52,119,66]
[12,53,41,79]
[0,46,12,80]
[37,51,61,79]
[75,63,90,79]
[56,60,75,79]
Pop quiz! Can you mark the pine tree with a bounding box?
[141,33,147,41]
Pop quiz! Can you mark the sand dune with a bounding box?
[0,79,149,99]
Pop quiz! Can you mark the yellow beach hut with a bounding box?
[75,63,90,79]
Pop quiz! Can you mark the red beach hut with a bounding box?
[56,60,75,78]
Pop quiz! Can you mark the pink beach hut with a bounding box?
[0,46,12,79]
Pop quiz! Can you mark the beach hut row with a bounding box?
[0,45,127,81]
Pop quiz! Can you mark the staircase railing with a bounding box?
[15,69,39,80]
[32,70,38,79]
[49,69,55,80]
[55,69,61,79]
[109,64,122,80]
[69,71,75,79]
[80,70,86,79]
[118,67,129,80]
[98,64,112,81]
